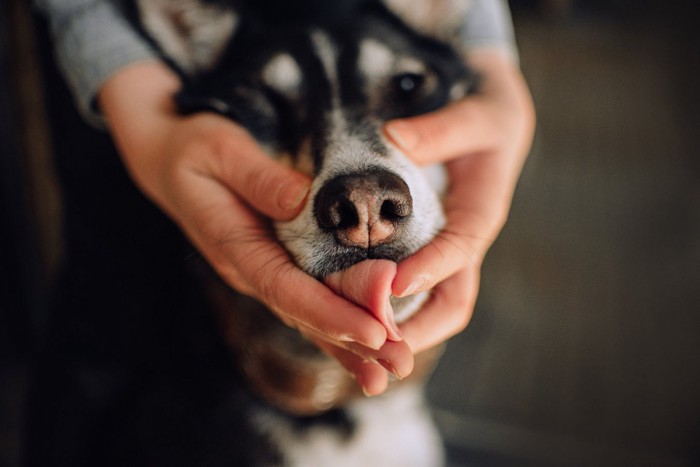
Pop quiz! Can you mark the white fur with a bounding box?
[263,53,304,100]
[358,39,428,82]
[254,385,444,467]
[358,39,395,80]
[357,39,433,109]
[138,0,238,72]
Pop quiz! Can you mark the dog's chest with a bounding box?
[253,385,444,467]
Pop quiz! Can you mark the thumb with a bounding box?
[214,128,311,221]
[383,98,497,165]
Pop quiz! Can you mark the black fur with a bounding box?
[169,1,476,171]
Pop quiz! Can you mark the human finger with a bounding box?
[384,51,535,167]
[393,152,511,297]
[384,96,500,165]
[313,339,389,396]
[310,335,418,397]
[304,327,415,380]
[198,122,312,221]
[177,173,389,350]
[399,268,479,354]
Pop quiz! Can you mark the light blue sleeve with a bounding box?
[35,0,518,127]
[34,0,158,127]
[461,0,519,62]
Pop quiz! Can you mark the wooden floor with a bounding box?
[429,6,700,466]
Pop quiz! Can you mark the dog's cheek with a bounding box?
[292,138,316,177]
[386,148,447,241]
[274,201,323,270]
[420,164,448,199]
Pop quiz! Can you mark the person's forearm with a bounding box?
[467,50,536,161]
[99,61,183,206]
[98,60,311,224]
[453,50,535,245]
[35,0,157,126]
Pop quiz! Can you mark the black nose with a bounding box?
[314,169,413,249]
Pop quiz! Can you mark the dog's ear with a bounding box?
[380,0,472,42]
[135,0,239,74]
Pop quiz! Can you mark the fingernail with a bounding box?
[342,331,384,352]
[377,359,403,380]
[364,334,385,351]
[362,385,373,397]
[363,356,380,365]
[399,275,429,297]
[386,312,403,342]
[385,121,418,151]
[338,334,356,344]
[279,180,310,211]
[341,334,384,352]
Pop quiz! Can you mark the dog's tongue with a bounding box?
[324,260,402,342]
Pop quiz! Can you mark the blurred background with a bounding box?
[1,1,699,466]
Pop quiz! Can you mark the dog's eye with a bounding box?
[393,73,425,96]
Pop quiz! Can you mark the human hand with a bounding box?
[98,61,412,394]
[313,52,535,387]
[383,50,536,353]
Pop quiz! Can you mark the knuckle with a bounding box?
[439,225,489,270]
[247,250,292,313]
[192,211,249,256]
[426,233,467,277]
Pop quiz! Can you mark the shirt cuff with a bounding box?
[461,0,520,64]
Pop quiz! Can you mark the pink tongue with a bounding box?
[324,260,402,342]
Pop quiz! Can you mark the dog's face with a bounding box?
[136,0,475,284]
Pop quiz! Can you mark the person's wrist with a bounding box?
[99,61,188,204]
[467,50,536,152]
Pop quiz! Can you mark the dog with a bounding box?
[129,0,477,465]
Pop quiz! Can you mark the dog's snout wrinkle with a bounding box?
[315,169,413,250]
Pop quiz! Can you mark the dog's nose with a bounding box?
[314,169,413,249]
